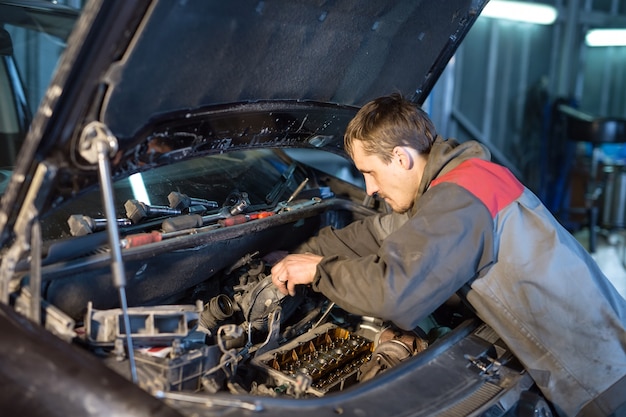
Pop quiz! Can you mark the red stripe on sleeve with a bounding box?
[430,159,524,218]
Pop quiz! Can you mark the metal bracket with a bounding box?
[78,121,118,164]
[465,352,502,379]
[0,162,54,305]
[255,307,282,356]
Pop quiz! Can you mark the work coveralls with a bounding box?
[298,137,626,416]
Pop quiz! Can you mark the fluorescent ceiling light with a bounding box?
[481,1,558,25]
[585,29,626,47]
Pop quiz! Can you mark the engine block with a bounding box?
[252,323,374,396]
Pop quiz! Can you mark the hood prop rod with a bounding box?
[79,121,138,384]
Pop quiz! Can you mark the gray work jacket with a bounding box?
[297,137,626,416]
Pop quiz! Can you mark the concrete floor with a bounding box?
[574,228,626,299]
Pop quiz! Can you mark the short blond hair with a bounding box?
[344,93,437,163]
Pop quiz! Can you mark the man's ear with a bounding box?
[393,146,414,170]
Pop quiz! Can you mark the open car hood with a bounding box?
[101,0,485,139]
[0,0,487,241]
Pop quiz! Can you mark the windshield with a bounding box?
[41,149,309,240]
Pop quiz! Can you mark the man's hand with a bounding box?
[270,253,323,296]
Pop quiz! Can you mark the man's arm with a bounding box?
[295,211,410,257]
[313,184,495,330]
[270,211,409,295]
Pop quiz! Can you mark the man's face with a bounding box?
[351,140,424,213]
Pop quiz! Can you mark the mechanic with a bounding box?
[270,93,626,417]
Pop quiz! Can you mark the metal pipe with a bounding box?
[29,220,41,325]
[92,126,138,383]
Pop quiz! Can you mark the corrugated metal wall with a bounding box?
[428,0,626,206]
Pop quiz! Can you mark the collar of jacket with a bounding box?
[409,136,491,216]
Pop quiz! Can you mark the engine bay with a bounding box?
[76,253,461,400]
[5,151,479,408]
[0,178,530,417]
